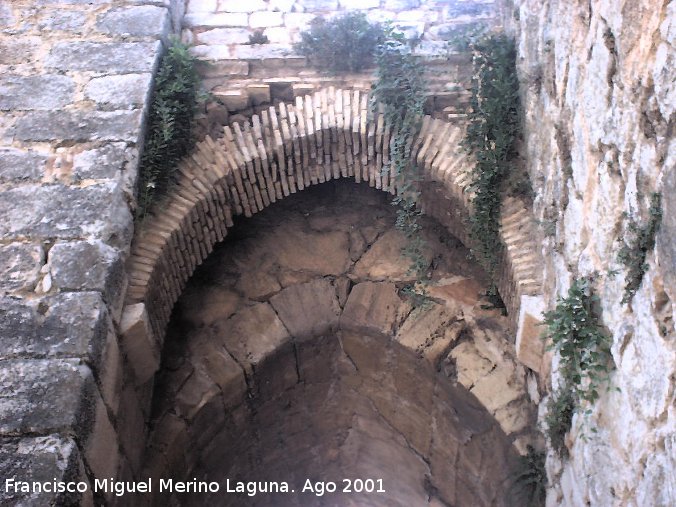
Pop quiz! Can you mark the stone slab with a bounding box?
[270,278,342,339]
[0,75,74,111]
[0,243,44,293]
[514,295,545,371]
[0,359,93,435]
[0,183,133,247]
[96,5,170,38]
[0,435,92,506]
[340,281,410,336]
[218,302,290,375]
[84,73,153,108]
[0,148,47,182]
[49,240,125,307]
[14,110,144,142]
[45,41,161,72]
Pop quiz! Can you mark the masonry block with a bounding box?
[48,240,126,310]
[0,183,133,247]
[0,148,47,182]
[515,295,546,371]
[45,41,161,73]
[0,243,44,293]
[183,12,249,27]
[15,110,144,143]
[96,6,170,38]
[249,11,284,28]
[0,359,93,435]
[72,143,137,182]
[120,303,160,386]
[0,75,74,111]
[84,73,153,108]
[219,0,266,12]
[0,293,111,365]
[0,435,93,506]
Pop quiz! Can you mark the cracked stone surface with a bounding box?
[145,181,536,506]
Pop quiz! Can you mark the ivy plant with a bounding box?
[462,32,524,291]
[137,38,201,220]
[542,278,615,457]
[617,192,662,303]
[371,30,430,301]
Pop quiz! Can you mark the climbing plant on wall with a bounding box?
[297,17,430,301]
[460,32,523,285]
[137,38,201,220]
[542,278,615,457]
[370,29,429,300]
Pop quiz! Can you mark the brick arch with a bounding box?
[123,87,544,374]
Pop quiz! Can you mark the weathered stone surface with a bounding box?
[186,0,218,13]
[96,6,169,37]
[219,0,267,12]
[37,10,88,31]
[0,3,15,25]
[353,229,429,281]
[0,183,133,247]
[49,240,125,306]
[0,435,92,506]
[0,75,74,111]
[339,0,379,8]
[249,11,284,28]
[0,292,111,367]
[217,303,290,374]
[14,110,144,142]
[383,0,421,9]
[196,28,250,45]
[515,295,545,371]
[0,243,43,293]
[0,38,40,65]
[45,41,161,72]
[183,12,249,27]
[120,303,159,385]
[0,148,47,182]
[84,73,153,108]
[296,0,339,10]
[71,142,137,181]
[396,305,464,363]
[0,359,92,435]
[341,281,410,336]
[428,276,484,308]
[270,278,341,339]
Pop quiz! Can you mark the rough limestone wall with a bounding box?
[509,0,675,505]
[0,1,184,505]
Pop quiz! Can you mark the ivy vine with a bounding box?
[617,192,663,303]
[542,278,615,457]
[371,30,430,300]
[462,33,523,284]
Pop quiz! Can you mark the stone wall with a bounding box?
[507,0,675,505]
[182,0,497,121]
[0,1,183,505]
